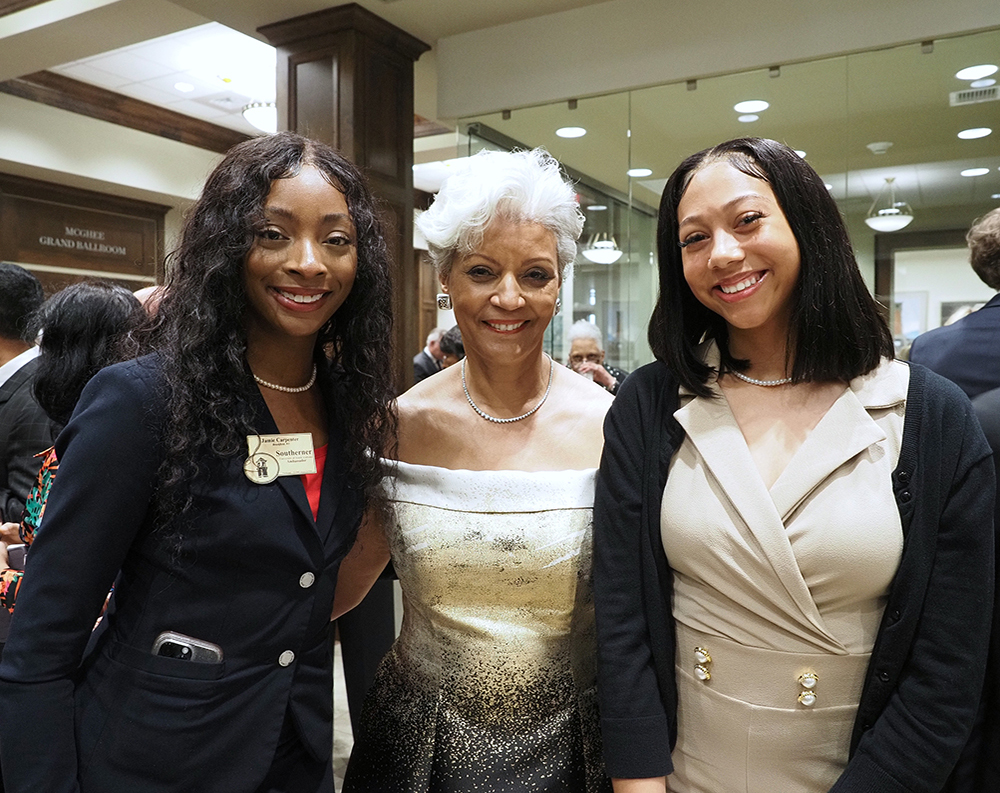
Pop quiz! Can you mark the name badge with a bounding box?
[244,433,316,484]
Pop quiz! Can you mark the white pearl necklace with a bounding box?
[253,364,318,393]
[462,355,554,424]
[731,369,792,387]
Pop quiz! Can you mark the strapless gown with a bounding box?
[343,462,610,792]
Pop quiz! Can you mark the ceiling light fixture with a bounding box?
[794,150,807,158]
[971,78,997,88]
[961,167,990,177]
[992,193,1000,200]
[734,100,769,113]
[956,64,998,81]
[581,233,624,264]
[958,128,992,140]
[242,102,277,134]
[586,204,608,211]
[174,82,195,93]
[627,167,652,178]
[738,114,759,123]
[866,141,893,155]
[556,126,587,138]
[864,177,914,232]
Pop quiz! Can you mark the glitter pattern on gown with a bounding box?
[343,462,610,792]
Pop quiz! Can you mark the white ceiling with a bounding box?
[50,23,275,136]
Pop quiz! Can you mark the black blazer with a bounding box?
[593,360,996,792]
[412,349,439,383]
[0,356,56,524]
[909,292,1000,399]
[0,354,363,792]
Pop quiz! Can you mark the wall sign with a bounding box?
[0,173,167,292]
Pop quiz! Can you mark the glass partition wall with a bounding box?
[452,26,1000,368]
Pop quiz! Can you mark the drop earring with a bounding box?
[436,292,452,310]
[554,297,562,315]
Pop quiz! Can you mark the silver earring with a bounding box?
[555,297,562,315]
[436,292,452,310]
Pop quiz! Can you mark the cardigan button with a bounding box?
[898,470,910,485]
[278,650,295,667]
[889,609,901,623]
[798,691,817,707]
[878,670,890,683]
[299,572,315,588]
[899,490,912,503]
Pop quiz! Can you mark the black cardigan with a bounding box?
[593,360,996,792]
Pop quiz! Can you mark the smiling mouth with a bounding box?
[484,320,528,332]
[274,288,326,304]
[718,272,764,294]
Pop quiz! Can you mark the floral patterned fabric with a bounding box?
[1,447,57,612]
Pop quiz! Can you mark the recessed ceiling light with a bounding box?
[556,126,587,138]
[956,64,998,81]
[960,167,990,177]
[627,168,653,178]
[958,127,992,140]
[794,150,807,158]
[992,193,1000,200]
[586,204,608,211]
[866,141,893,155]
[971,78,997,88]
[734,100,769,113]
[738,114,759,123]
[824,184,834,190]
[174,82,195,93]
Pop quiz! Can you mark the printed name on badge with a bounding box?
[244,433,316,484]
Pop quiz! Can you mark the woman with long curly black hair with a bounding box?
[0,132,395,793]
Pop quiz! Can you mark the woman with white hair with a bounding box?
[336,149,614,791]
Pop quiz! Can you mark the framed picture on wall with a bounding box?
[893,290,928,342]
[940,300,987,326]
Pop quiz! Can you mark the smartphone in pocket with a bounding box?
[152,631,224,663]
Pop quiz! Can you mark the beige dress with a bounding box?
[661,355,909,792]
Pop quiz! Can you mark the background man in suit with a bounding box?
[413,327,445,382]
[0,263,55,656]
[909,208,1000,398]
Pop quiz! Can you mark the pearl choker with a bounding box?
[253,364,318,393]
[462,355,554,424]
[731,369,792,387]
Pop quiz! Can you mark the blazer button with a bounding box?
[878,670,890,683]
[299,572,316,588]
[899,490,912,503]
[278,650,295,667]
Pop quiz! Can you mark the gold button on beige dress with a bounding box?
[661,356,909,793]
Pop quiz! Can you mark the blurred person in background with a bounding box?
[437,324,464,367]
[909,208,1000,398]
[568,319,628,395]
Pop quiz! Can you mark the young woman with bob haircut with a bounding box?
[0,131,395,793]
[593,137,995,792]
[335,148,614,791]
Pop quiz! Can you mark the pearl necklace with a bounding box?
[253,364,318,393]
[731,369,792,387]
[462,355,554,424]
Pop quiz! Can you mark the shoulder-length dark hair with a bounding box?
[146,131,395,524]
[33,281,144,429]
[648,137,893,398]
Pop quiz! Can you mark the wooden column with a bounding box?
[259,4,429,390]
